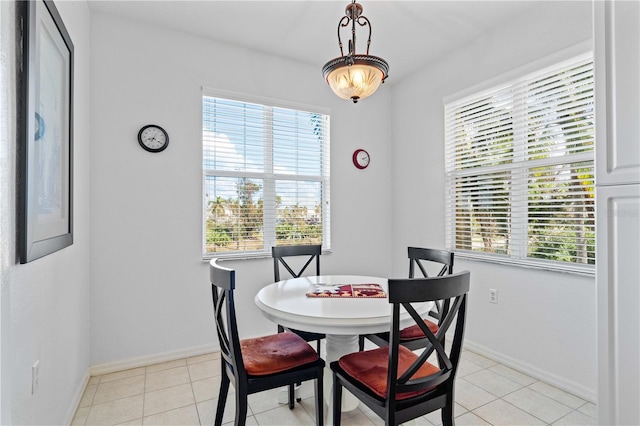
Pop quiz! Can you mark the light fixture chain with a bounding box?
[350,10,357,55]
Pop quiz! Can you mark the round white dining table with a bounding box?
[254,275,433,413]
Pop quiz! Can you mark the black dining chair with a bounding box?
[210,259,325,425]
[359,247,454,351]
[331,271,470,426]
[272,245,326,353]
[272,244,326,406]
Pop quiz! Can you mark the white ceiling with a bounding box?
[87,0,547,82]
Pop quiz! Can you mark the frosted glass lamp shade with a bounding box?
[322,55,389,103]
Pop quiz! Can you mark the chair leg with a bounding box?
[385,411,396,426]
[441,404,454,426]
[315,368,324,426]
[307,339,321,405]
[288,383,295,409]
[358,335,365,351]
[235,391,249,426]
[214,372,230,426]
[441,385,455,426]
[289,382,302,405]
[333,373,342,426]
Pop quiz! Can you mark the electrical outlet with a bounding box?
[32,360,40,394]
[489,289,498,304]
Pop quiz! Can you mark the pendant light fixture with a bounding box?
[322,0,389,103]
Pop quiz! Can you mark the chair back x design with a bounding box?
[331,271,470,426]
[210,259,324,426]
[360,247,455,351]
[272,244,321,282]
[409,247,455,322]
[409,246,454,278]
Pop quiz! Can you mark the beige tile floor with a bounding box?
[72,349,597,425]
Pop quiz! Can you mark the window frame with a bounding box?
[201,88,331,260]
[443,46,595,275]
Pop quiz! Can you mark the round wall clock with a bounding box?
[138,124,169,153]
[352,148,370,169]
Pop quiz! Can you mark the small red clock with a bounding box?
[352,149,370,169]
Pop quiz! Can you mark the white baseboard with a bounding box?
[464,339,596,403]
[81,339,595,416]
[65,368,90,425]
[89,343,220,376]
[66,344,220,423]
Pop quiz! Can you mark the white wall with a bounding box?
[90,2,599,400]
[390,1,596,400]
[89,13,393,369]
[0,1,92,424]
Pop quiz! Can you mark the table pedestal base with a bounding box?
[324,334,360,413]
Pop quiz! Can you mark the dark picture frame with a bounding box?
[19,0,74,263]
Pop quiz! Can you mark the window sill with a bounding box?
[452,251,595,277]
[202,249,332,262]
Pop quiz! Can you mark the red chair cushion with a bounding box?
[241,332,319,376]
[338,346,440,400]
[399,319,439,340]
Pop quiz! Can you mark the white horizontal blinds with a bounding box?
[526,60,595,160]
[524,59,595,264]
[273,108,324,176]
[446,88,515,171]
[203,97,266,255]
[445,85,517,256]
[203,97,265,173]
[451,171,513,254]
[271,107,328,247]
[203,94,330,257]
[203,176,265,253]
[527,162,595,263]
[445,55,594,267]
[274,180,323,245]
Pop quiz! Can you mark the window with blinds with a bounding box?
[444,54,595,273]
[202,91,330,258]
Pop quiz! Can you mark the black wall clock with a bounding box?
[138,124,169,153]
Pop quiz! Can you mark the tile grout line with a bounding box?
[458,364,506,426]
[456,365,497,412]
[84,377,98,426]
[462,370,567,426]
[142,364,149,424]
[497,396,555,425]
[470,361,593,423]
[184,357,204,426]
[75,352,595,426]
[523,380,589,412]
[555,407,584,425]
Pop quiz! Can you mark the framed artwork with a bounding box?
[19,0,74,263]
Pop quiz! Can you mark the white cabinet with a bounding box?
[594,0,640,186]
[596,185,640,425]
[595,1,640,425]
